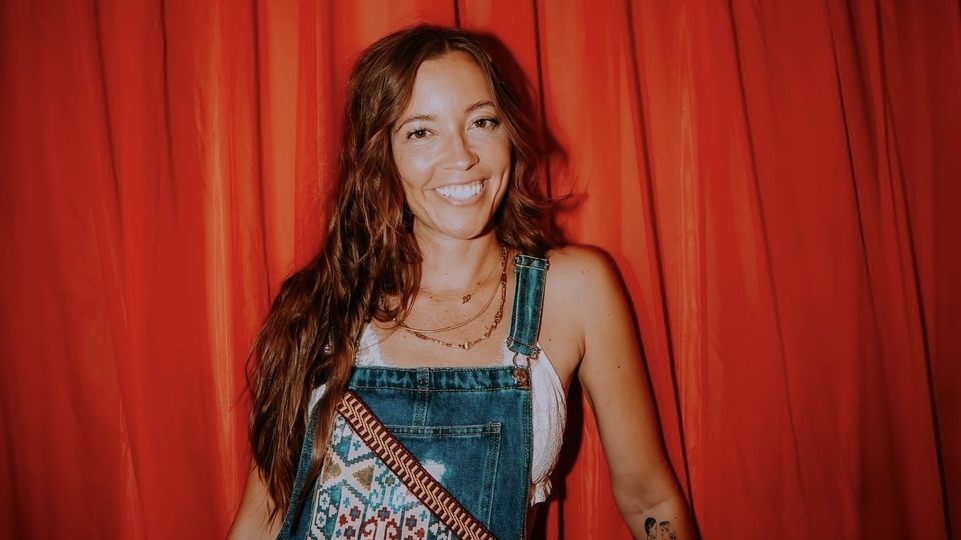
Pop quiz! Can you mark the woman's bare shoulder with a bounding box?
[537,245,626,364]
[544,244,622,296]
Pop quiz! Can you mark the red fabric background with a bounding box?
[1,1,959,538]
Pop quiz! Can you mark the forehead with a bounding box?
[403,52,494,112]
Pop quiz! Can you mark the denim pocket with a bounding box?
[387,423,501,524]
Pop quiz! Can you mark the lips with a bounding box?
[433,180,484,201]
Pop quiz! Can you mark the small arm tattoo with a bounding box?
[644,517,677,540]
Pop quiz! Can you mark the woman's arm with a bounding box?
[226,462,282,540]
[553,247,698,539]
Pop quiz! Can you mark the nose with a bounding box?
[444,131,479,170]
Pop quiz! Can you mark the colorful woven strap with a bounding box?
[336,391,497,540]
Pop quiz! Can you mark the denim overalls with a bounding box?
[277,254,549,540]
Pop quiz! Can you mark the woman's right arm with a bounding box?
[226,462,282,540]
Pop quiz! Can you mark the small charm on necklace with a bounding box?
[461,294,471,304]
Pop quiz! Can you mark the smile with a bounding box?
[433,180,484,201]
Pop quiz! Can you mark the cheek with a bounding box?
[491,140,512,170]
[494,144,512,179]
[398,175,421,207]
[393,147,434,184]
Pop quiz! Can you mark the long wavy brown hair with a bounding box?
[247,24,562,517]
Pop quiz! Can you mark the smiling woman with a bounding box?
[391,53,512,244]
[227,24,696,540]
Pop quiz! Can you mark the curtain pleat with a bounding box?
[1,0,958,538]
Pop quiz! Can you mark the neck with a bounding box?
[415,233,504,295]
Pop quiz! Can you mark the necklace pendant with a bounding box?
[397,245,508,351]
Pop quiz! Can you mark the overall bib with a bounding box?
[277,254,550,540]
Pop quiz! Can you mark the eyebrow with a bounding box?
[394,100,497,132]
[395,114,435,131]
[465,99,496,114]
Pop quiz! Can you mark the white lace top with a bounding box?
[310,324,568,505]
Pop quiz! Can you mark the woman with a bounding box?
[228,24,695,540]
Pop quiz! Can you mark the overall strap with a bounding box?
[275,401,322,540]
[506,253,550,376]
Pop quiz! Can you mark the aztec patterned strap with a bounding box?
[336,391,497,540]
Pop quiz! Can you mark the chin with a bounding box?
[419,219,498,242]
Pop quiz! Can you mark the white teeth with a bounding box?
[434,181,483,200]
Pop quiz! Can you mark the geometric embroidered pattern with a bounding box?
[330,391,496,540]
[306,413,436,539]
[307,414,454,539]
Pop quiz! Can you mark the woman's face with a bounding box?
[391,51,511,244]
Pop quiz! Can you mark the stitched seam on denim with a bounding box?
[350,368,522,387]
[507,337,538,350]
[276,400,321,540]
[350,383,521,390]
[508,254,548,362]
[481,427,500,524]
[350,385,527,393]
[351,366,521,377]
[521,391,533,539]
[512,253,549,269]
[387,424,502,435]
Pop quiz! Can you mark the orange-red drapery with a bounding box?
[1,1,959,538]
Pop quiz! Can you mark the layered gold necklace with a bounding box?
[418,254,498,304]
[398,246,508,350]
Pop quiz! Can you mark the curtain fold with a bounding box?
[1,0,958,538]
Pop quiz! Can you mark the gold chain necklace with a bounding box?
[398,246,508,350]
[419,251,499,304]
[402,273,499,334]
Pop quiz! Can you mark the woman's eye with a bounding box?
[473,117,500,129]
[406,128,429,140]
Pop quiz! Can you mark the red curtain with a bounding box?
[2,1,959,538]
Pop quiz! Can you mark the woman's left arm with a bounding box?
[559,248,697,539]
